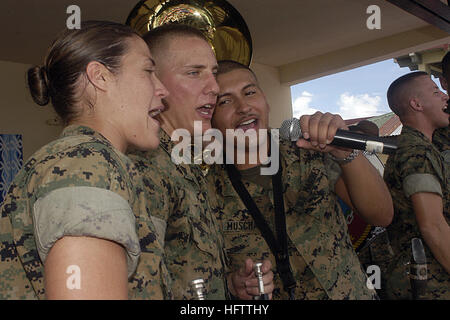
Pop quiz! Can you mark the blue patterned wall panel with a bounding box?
[0,134,23,205]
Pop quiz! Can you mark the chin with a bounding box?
[191,121,212,136]
[202,123,212,133]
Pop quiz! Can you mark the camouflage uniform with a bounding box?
[211,139,376,300]
[0,125,172,299]
[128,130,227,300]
[383,125,449,300]
[432,125,449,153]
[433,126,449,178]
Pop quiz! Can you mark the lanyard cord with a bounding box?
[225,161,296,299]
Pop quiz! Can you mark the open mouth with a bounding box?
[196,104,214,118]
[236,118,258,131]
[148,107,165,118]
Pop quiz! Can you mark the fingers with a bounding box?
[242,259,274,297]
[230,259,275,300]
[230,258,255,300]
[297,112,347,152]
[242,272,274,297]
[244,258,254,276]
[230,271,251,300]
[261,258,272,274]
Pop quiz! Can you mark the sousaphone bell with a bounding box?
[126,0,252,66]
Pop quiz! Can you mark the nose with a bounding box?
[204,72,219,97]
[235,97,252,114]
[153,73,169,99]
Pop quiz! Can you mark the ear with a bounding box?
[85,61,111,92]
[439,76,448,92]
[409,97,423,112]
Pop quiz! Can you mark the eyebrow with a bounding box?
[218,92,231,99]
[218,83,257,99]
[242,83,257,91]
[183,64,219,71]
[184,64,206,69]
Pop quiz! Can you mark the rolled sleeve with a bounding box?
[324,154,342,192]
[33,186,141,278]
[403,173,443,198]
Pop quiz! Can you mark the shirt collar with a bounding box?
[402,125,430,142]
[159,129,175,156]
[160,129,217,167]
[60,125,109,144]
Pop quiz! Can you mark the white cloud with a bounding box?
[337,93,381,120]
[292,91,319,118]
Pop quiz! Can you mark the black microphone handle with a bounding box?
[279,119,397,155]
[332,129,397,154]
[253,293,270,300]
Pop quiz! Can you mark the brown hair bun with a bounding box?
[27,66,50,106]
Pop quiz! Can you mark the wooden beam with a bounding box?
[386,0,450,33]
[279,26,450,85]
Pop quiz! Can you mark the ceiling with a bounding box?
[0,0,448,84]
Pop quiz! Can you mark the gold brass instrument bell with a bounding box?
[126,0,252,66]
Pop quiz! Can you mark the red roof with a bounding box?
[344,113,402,136]
[344,117,373,126]
[379,114,401,136]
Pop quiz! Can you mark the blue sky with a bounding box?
[290,59,442,120]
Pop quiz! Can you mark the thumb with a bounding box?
[241,258,254,277]
[296,138,312,149]
[261,259,272,274]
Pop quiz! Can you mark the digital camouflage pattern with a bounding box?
[433,126,450,188]
[211,139,377,300]
[356,229,395,300]
[432,125,449,153]
[0,125,172,300]
[128,130,228,300]
[383,125,449,300]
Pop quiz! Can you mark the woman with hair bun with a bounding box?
[0,21,172,299]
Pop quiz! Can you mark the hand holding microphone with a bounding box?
[280,112,397,155]
[229,258,274,300]
[284,112,355,159]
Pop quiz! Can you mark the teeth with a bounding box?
[149,109,162,118]
[240,119,256,126]
[199,105,212,115]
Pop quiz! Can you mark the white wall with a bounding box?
[0,60,62,161]
[250,62,293,128]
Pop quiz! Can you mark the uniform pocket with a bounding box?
[189,216,220,258]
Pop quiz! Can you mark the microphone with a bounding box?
[189,278,207,300]
[409,238,427,300]
[253,262,269,300]
[279,118,397,154]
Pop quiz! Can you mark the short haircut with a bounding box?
[142,24,208,57]
[442,51,450,80]
[387,71,428,118]
[217,60,258,81]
